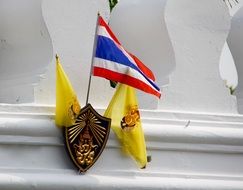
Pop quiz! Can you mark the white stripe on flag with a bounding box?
[93,57,158,92]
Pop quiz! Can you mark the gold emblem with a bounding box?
[121,105,140,131]
[68,97,80,121]
[65,104,111,173]
[74,127,98,166]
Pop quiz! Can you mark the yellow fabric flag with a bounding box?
[55,55,81,127]
[104,84,147,168]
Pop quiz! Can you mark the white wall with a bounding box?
[0,0,239,115]
[35,0,112,107]
[109,0,176,109]
[161,0,237,114]
[109,0,238,114]
[0,0,52,103]
[0,0,112,107]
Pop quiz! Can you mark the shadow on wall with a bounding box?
[227,5,243,114]
[0,0,53,103]
[219,42,238,96]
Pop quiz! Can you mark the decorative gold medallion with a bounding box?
[68,97,81,121]
[121,105,140,131]
[64,104,111,173]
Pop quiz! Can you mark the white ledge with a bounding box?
[0,172,243,190]
[0,104,243,189]
[1,104,243,152]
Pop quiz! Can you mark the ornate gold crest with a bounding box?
[68,97,80,121]
[121,105,140,131]
[64,104,111,173]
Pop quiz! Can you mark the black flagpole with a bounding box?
[85,12,100,105]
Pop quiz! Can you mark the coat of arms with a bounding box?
[64,104,111,173]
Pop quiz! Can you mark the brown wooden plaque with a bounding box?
[64,103,111,173]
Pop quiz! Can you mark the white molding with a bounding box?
[0,104,243,189]
[0,173,243,190]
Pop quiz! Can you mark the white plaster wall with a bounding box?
[34,0,112,107]
[228,0,243,16]
[109,0,175,109]
[0,0,53,103]
[228,6,243,114]
[162,0,237,114]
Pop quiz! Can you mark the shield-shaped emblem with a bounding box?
[64,103,111,173]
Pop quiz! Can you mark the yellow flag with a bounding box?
[104,84,147,168]
[55,55,81,127]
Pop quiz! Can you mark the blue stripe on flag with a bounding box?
[95,36,160,92]
[95,36,138,70]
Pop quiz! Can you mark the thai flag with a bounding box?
[93,16,161,98]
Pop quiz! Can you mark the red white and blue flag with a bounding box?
[93,16,161,98]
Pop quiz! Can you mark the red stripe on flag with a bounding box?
[128,53,155,81]
[93,67,161,98]
[99,16,121,46]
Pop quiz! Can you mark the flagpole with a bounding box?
[86,12,100,105]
